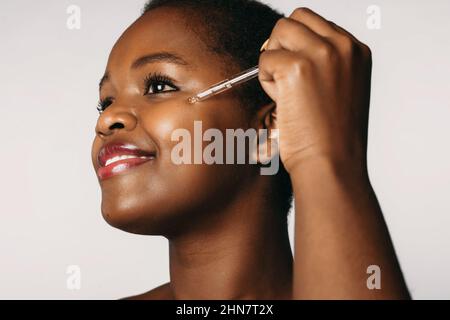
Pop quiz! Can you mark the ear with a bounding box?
[255,101,277,131]
[251,101,279,165]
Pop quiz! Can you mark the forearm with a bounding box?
[290,156,410,299]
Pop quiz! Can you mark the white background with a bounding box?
[0,0,449,299]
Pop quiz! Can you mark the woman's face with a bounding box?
[91,7,259,236]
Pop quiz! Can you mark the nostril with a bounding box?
[109,122,125,130]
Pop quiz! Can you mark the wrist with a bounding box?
[286,154,370,188]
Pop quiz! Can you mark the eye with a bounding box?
[144,72,179,95]
[97,97,113,114]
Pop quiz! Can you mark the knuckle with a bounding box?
[338,36,356,55]
[317,42,336,62]
[291,58,313,77]
[275,17,289,30]
[273,18,290,37]
[292,7,311,17]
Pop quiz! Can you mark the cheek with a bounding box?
[142,99,250,189]
[142,99,247,159]
[142,103,195,164]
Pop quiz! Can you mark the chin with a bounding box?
[99,190,209,237]
[97,164,247,237]
[101,206,176,236]
[100,191,173,236]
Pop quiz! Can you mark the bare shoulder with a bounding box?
[121,282,173,300]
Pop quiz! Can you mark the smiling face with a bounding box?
[91,7,261,236]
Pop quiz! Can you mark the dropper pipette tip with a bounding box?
[188,96,199,104]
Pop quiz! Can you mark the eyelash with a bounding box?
[97,97,113,114]
[96,72,179,114]
[143,72,179,96]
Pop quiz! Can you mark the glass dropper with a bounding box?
[187,39,270,104]
[187,66,260,104]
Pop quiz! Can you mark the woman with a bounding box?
[92,0,410,299]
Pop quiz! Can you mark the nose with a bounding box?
[95,105,138,138]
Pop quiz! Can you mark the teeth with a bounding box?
[105,155,149,167]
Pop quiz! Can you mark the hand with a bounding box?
[258,7,372,174]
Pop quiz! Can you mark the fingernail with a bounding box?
[260,39,270,52]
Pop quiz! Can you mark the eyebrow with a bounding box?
[99,73,109,90]
[131,51,189,69]
[99,51,189,90]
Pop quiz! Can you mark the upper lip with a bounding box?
[97,141,156,167]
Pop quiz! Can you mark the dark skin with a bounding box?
[92,7,410,299]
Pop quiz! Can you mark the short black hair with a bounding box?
[142,0,293,218]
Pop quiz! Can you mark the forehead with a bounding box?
[106,7,222,71]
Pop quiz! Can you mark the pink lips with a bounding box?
[96,142,156,180]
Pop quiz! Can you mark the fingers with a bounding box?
[266,7,371,62]
[266,17,326,53]
[259,6,372,98]
[264,7,346,60]
[289,7,338,38]
[258,49,313,101]
[265,16,338,69]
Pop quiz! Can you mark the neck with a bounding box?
[167,184,293,300]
